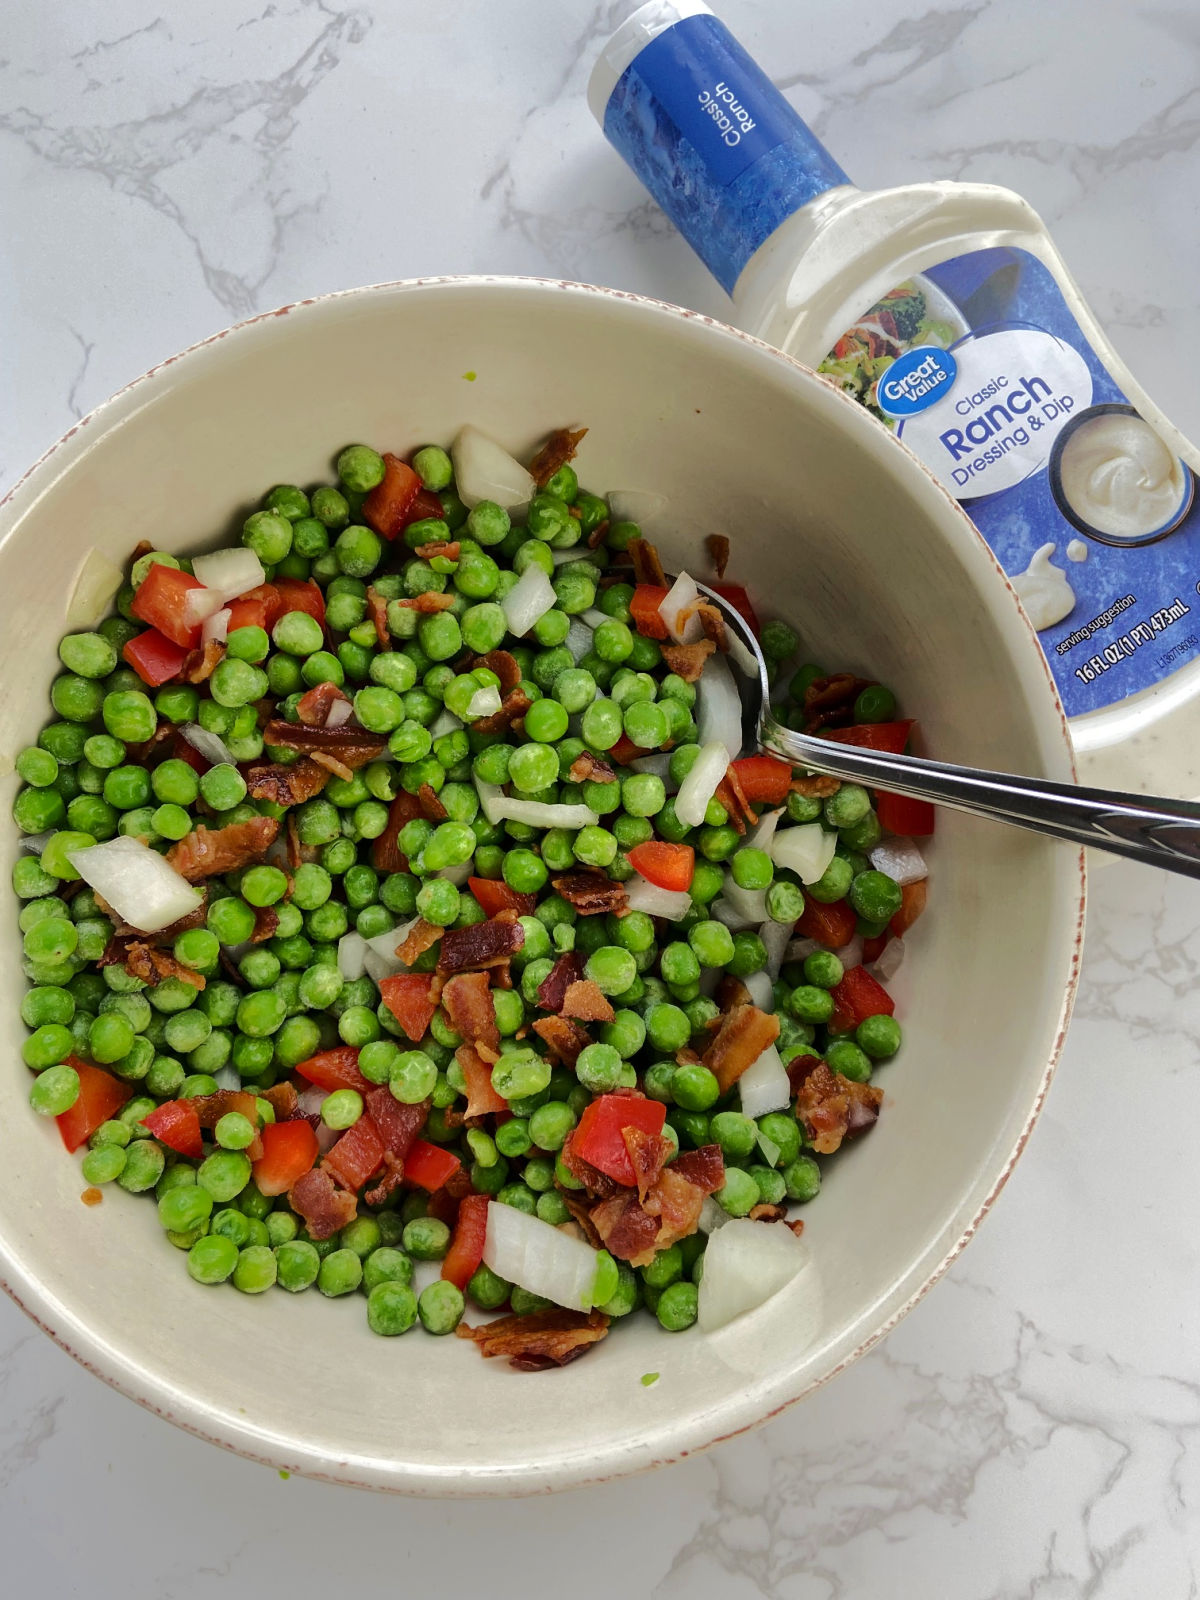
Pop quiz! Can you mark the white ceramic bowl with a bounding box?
[0,278,1083,1494]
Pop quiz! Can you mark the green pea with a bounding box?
[849,869,902,924]
[367,1279,419,1335]
[232,1244,278,1294]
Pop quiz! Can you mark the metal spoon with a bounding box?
[696,581,1200,878]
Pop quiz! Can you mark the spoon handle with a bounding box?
[759,713,1200,878]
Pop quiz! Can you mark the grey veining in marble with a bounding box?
[3,3,1200,1594]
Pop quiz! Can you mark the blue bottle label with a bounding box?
[603,13,849,293]
[820,250,1200,717]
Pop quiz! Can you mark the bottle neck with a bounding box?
[592,4,851,295]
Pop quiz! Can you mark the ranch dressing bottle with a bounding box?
[590,0,1200,798]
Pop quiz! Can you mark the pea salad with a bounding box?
[12,426,931,1367]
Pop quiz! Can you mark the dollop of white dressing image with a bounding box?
[1057,411,1187,539]
[1010,543,1076,631]
[1066,539,1088,562]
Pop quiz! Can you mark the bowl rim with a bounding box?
[0,273,1086,1494]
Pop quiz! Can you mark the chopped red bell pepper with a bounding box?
[408,487,445,525]
[404,1138,462,1192]
[571,1095,666,1186]
[123,628,191,687]
[295,1046,369,1093]
[130,562,207,649]
[829,966,896,1033]
[629,584,670,640]
[361,453,422,539]
[608,733,646,766]
[824,720,915,754]
[441,1193,490,1289]
[729,754,793,806]
[378,973,438,1044]
[271,577,325,629]
[890,879,927,938]
[228,583,282,633]
[710,583,760,637]
[455,1046,507,1117]
[139,1097,204,1159]
[56,1058,133,1153]
[467,877,538,919]
[170,730,210,774]
[321,1114,384,1191]
[627,840,694,892]
[252,1119,319,1196]
[876,790,936,837]
[861,932,890,965]
[794,895,857,950]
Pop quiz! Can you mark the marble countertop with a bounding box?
[4,2,1200,1592]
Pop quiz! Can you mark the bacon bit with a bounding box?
[109,893,208,945]
[789,772,841,798]
[641,1166,705,1252]
[122,941,206,991]
[471,688,532,737]
[715,766,759,836]
[295,681,352,727]
[261,1082,299,1121]
[188,1088,259,1131]
[672,1144,725,1194]
[692,600,729,653]
[166,816,279,882]
[417,783,448,822]
[471,650,522,694]
[250,905,280,944]
[286,814,303,871]
[789,1219,806,1239]
[528,426,588,489]
[289,1168,358,1240]
[455,1043,506,1117]
[586,518,610,550]
[702,1004,781,1095]
[455,1307,609,1371]
[365,585,392,651]
[794,1061,883,1154]
[675,1047,703,1068]
[622,1125,672,1204]
[371,791,421,874]
[535,951,584,1013]
[309,750,354,782]
[130,539,154,562]
[590,1192,660,1266]
[253,697,276,729]
[178,639,225,683]
[559,1131,621,1199]
[361,1090,429,1205]
[561,979,615,1025]
[532,1014,591,1067]
[706,533,731,579]
[81,1187,103,1206]
[568,750,617,785]
[392,591,457,613]
[629,537,667,587]
[562,1192,603,1246]
[749,1203,788,1223]
[441,973,501,1062]
[551,872,628,917]
[660,639,715,683]
[395,918,442,967]
[414,539,461,563]
[437,910,525,976]
[803,673,875,733]
[263,719,386,772]
[244,758,329,806]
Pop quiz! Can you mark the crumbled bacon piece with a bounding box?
[622,1125,672,1204]
[715,765,758,836]
[528,426,587,490]
[250,905,279,943]
[441,972,500,1062]
[455,1044,506,1118]
[643,1165,706,1251]
[455,1307,609,1371]
[794,1061,883,1153]
[803,673,875,733]
[166,815,279,882]
[561,1191,603,1246]
[551,872,628,917]
[179,640,225,683]
[437,911,525,976]
[296,680,351,727]
[188,1088,259,1131]
[660,640,715,683]
[363,1087,428,1199]
[789,772,841,798]
[392,592,456,613]
[371,790,421,874]
[395,918,442,967]
[253,697,276,729]
[586,518,610,550]
[286,814,303,870]
[535,951,584,1013]
[365,585,392,651]
[629,537,667,587]
[108,894,208,945]
[260,1082,299,1121]
[590,1192,660,1266]
[749,1203,788,1222]
[471,650,522,694]
[568,750,616,785]
[702,1004,781,1095]
[288,1168,358,1240]
[706,533,730,579]
[244,759,329,806]
[532,1015,591,1067]
[417,783,448,822]
[561,980,615,1025]
[790,1219,806,1239]
[118,940,206,991]
[672,1143,725,1194]
[81,1187,103,1206]
[559,1131,620,1199]
[414,540,461,562]
[470,688,532,736]
[691,601,729,653]
[262,719,385,772]
[309,750,354,782]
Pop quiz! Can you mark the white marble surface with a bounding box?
[3,0,1200,1591]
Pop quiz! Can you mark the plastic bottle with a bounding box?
[590,0,1200,797]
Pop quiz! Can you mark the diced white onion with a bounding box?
[475,779,508,826]
[712,896,758,932]
[736,1043,791,1120]
[190,547,266,604]
[66,547,124,630]
[582,609,610,629]
[759,918,792,982]
[784,936,819,964]
[452,425,536,514]
[214,1064,242,1092]
[696,653,743,762]
[835,935,863,971]
[337,931,367,981]
[565,618,594,662]
[202,607,230,644]
[745,806,785,855]
[723,626,760,681]
[698,1195,730,1234]
[868,837,928,886]
[868,936,906,983]
[486,796,600,830]
[316,1120,341,1155]
[675,740,729,828]
[697,1216,809,1332]
[483,1203,599,1312]
[742,970,774,1009]
[757,1130,781,1167]
[552,547,597,567]
[181,724,235,768]
[624,875,694,921]
[606,489,668,528]
[436,862,473,887]
[629,752,674,782]
[500,563,556,637]
[429,708,462,739]
[297,1085,327,1119]
[770,824,837,886]
[363,918,418,979]
[66,836,202,934]
[224,940,253,966]
[183,586,228,628]
[20,831,53,855]
[326,698,353,728]
[720,874,768,927]
[659,571,703,644]
[466,686,503,721]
